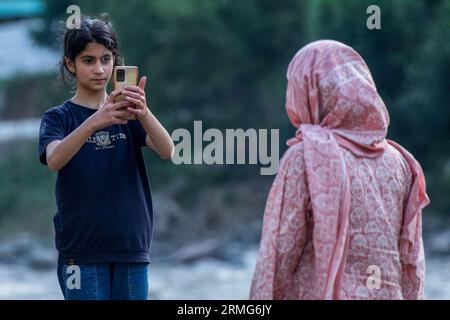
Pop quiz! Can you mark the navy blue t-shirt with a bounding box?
[38,100,153,264]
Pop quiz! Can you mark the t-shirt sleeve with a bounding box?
[38,108,67,165]
[130,120,148,148]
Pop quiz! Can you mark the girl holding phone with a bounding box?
[38,14,174,300]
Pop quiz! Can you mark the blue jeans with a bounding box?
[57,262,149,300]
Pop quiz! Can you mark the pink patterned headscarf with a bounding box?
[252,40,429,299]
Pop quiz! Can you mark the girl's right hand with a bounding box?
[87,90,136,131]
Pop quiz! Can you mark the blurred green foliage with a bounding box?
[32,0,450,154]
[0,141,56,236]
[1,0,449,235]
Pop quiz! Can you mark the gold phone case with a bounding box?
[113,66,138,102]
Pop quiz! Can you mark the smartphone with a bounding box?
[112,66,138,102]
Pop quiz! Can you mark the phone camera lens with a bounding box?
[116,69,125,82]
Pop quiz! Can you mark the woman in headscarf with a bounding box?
[250,40,430,300]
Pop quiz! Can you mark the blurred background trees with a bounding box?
[1,0,449,237]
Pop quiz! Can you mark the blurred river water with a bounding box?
[0,241,449,300]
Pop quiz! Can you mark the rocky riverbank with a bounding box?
[1,215,450,300]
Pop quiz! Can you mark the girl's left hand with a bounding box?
[121,76,151,120]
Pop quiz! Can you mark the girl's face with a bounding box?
[65,42,114,92]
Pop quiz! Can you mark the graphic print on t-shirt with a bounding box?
[86,131,127,150]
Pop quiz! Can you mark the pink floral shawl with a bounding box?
[250,40,430,300]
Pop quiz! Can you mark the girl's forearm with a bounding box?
[47,118,96,171]
[139,112,174,159]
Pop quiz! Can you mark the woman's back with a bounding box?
[341,144,413,299]
[273,143,417,299]
[250,40,429,300]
